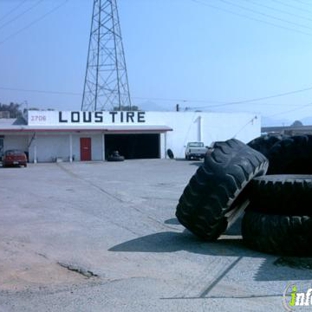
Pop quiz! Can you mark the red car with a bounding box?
[2,149,27,168]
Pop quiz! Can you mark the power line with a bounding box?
[216,0,312,31]
[190,0,312,37]
[0,0,69,45]
[0,86,214,104]
[185,86,312,109]
[2,85,312,118]
[268,102,312,117]
[132,96,222,104]
[240,0,312,23]
[0,86,81,96]
[293,0,312,5]
[0,0,28,22]
[2,85,312,106]
[0,0,44,31]
[271,0,312,14]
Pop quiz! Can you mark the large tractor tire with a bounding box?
[247,134,286,158]
[265,134,312,174]
[242,210,312,256]
[175,138,268,241]
[246,175,312,216]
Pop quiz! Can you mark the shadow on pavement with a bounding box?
[174,158,203,167]
[164,218,180,225]
[164,215,243,235]
[109,227,312,282]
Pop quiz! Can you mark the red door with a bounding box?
[80,138,92,161]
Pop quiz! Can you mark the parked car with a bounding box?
[185,142,208,160]
[2,149,27,168]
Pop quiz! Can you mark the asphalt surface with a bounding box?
[0,159,311,312]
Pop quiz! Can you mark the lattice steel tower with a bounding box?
[81,0,132,111]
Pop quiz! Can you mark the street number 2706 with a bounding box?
[31,115,46,122]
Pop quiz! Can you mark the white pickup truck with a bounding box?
[185,142,208,160]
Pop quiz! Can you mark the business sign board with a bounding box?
[28,111,147,126]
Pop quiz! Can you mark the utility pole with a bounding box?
[81,0,132,111]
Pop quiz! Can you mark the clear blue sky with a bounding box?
[1,0,312,126]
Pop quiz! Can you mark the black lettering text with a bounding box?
[59,112,68,123]
[138,112,146,123]
[110,111,118,123]
[83,111,92,122]
[71,112,80,123]
[94,112,103,122]
[127,112,134,122]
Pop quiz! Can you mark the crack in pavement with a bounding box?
[56,163,125,203]
[57,262,99,278]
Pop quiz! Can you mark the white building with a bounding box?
[0,110,261,163]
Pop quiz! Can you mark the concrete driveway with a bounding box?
[0,160,311,311]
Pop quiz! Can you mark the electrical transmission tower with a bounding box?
[81,0,132,111]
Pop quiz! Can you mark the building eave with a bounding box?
[0,125,173,134]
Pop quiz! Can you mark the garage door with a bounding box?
[105,134,160,159]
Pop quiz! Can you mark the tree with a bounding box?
[112,105,139,111]
[291,120,303,127]
[0,102,22,118]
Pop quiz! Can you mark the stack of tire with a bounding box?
[175,135,312,256]
[245,134,312,256]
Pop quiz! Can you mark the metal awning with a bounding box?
[0,125,172,133]
[101,125,172,133]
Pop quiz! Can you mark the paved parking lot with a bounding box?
[0,159,311,311]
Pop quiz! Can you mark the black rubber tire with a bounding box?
[246,175,312,216]
[167,149,174,159]
[247,134,286,158]
[175,138,269,241]
[242,210,312,256]
[265,134,312,174]
[107,155,125,162]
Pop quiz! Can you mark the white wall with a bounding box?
[153,112,260,159]
[90,135,104,161]
[3,136,28,153]
[28,133,104,162]
[29,135,70,163]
